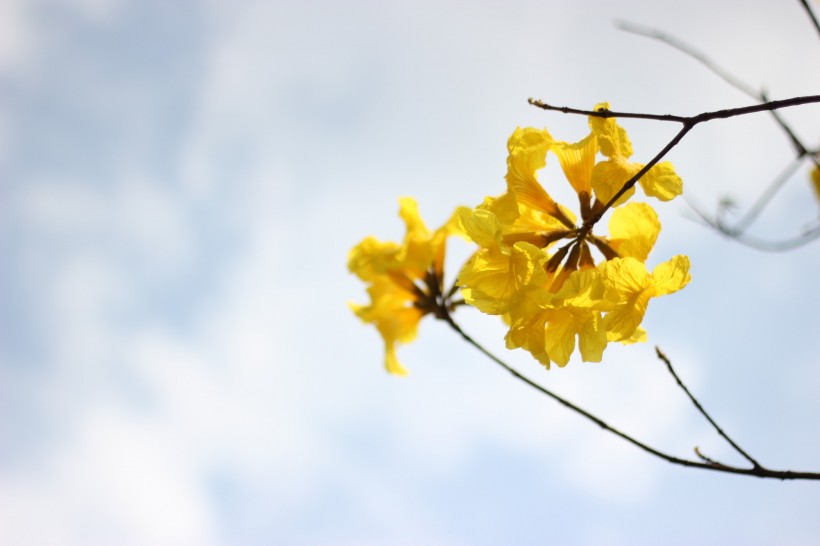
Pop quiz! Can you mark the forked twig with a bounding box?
[528,95,820,228]
[655,347,761,469]
[616,17,820,249]
[616,19,817,164]
[439,308,820,480]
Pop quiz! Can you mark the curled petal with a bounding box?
[588,102,633,159]
[396,197,434,277]
[458,242,545,315]
[608,202,661,261]
[579,314,607,362]
[543,310,578,367]
[505,127,563,217]
[459,208,503,249]
[591,157,640,206]
[554,133,597,195]
[384,343,409,376]
[641,161,683,201]
[505,290,553,368]
[651,255,691,296]
[348,237,400,281]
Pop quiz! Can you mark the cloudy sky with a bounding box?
[2,0,820,544]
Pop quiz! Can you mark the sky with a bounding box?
[2,0,820,545]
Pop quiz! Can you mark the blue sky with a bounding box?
[2,1,820,544]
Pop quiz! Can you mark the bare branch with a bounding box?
[615,20,817,164]
[724,157,805,235]
[683,196,820,252]
[799,0,820,42]
[656,347,761,469]
[528,95,820,124]
[529,96,820,231]
[438,308,820,480]
[616,20,760,98]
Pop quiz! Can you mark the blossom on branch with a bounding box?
[348,198,466,375]
[458,104,690,368]
[349,104,691,373]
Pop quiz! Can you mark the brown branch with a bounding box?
[655,347,761,469]
[528,95,820,124]
[615,20,818,166]
[528,95,820,230]
[694,446,729,467]
[438,308,820,480]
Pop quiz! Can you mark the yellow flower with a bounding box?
[456,107,690,367]
[505,127,575,229]
[601,255,691,342]
[457,209,548,314]
[590,102,683,206]
[506,268,609,368]
[349,278,424,375]
[605,202,661,262]
[349,198,465,375]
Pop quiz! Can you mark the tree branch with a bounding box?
[683,192,820,252]
[615,20,817,166]
[799,0,820,42]
[528,95,820,230]
[655,347,761,469]
[438,308,820,480]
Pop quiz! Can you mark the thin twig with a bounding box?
[694,447,728,467]
[799,0,820,42]
[616,20,817,165]
[528,95,820,124]
[655,347,762,469]
[438,309,820,480]
[683,194,820,252]
[616,20,759,98]
[724,157,805,235]
[528,95,820,229]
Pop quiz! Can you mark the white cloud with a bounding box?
[5,0,820,544]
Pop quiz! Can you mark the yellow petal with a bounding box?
[591,157,640,206]
[601,257,651,298]
[651,255,691,296]
[396,198,434,277]
[608,202,661,261]
[480,192,520,225]
[578,314,607,362]
[544,310,577,367]
[458,242,544,315]
[384,343,409,376]
[600,258,652,341]
[641,161,683,201]
[553,268,606,309]
[553,133,597,195]
[505,127,561,216]
[398,197,429,237]
[588,102,633,158]
[347,237,400,281]
[619,326,647,345]
[505,293,552,369]
[459,208,503,248]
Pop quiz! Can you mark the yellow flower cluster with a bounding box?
[349,103,691,373]
[458,103,690,368]
[348,198,466,375]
